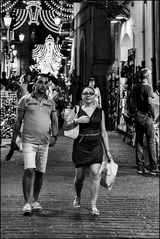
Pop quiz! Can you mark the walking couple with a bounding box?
[11,73,113,216]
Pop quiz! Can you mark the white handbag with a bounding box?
[64,106,79,139]
[99,160,118,190]
[64,125,79,139]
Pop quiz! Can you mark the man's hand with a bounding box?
[49,136,57,147]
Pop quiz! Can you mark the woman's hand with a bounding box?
[102,150,113,163]
[106,150,113,162]
[76,115,90,124]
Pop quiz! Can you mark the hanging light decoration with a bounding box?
[44,0,73,21]
[40,10,60,33]
[2,0,73,34]
[12,8,28,30]
[54,0,62,26]
[32,35,63,76]
[26,0,42,25]
[1,0,18,13]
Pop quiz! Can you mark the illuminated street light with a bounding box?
[3,12,12,76]
[18,33,25,75]
[4,12,12,29]
[19,33,25,42]
[116,15,128,21]
[12,50,17,56]
[111,20,120,24]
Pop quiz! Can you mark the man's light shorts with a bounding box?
[22,143,49,173]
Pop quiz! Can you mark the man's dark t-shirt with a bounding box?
[134,83,154,117]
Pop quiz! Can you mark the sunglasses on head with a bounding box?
[82,91,95,96]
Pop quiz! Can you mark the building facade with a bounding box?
[71,1,159,129]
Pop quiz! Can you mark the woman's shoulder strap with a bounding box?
[75,105,80,114]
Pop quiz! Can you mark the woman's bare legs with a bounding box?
[89,163,101,213]
[74,167,86,205]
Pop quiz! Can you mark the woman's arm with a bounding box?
[63,106,79,130]
[101,110,113,162]
[63,106,89,130]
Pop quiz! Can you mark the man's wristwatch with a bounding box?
[52,135,57,141]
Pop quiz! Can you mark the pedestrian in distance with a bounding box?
[64,86,113,215]
[11,73,58,216]
[133,68,159,175]
[17,74,31,100]
[88,77,102,108]
[0,71,9,90]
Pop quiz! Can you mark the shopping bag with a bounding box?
[64,108,72,120]
[99,160,118,190]
[64,106,79,139]
[64,125,79,139]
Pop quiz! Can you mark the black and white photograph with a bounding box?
[0,0,159,238]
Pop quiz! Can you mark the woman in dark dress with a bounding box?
[64,86,112,215]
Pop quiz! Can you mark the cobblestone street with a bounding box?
[1,131,159,239]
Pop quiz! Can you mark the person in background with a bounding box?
[0,83,6,91]
[47,77,59,101]
[64,86,113,215]
[88,77,102,107]
[133,68,159,175]
[17,74,31,100]
[27,76,36,94]
[11,73,58,216]
[0,71,9,90]
[70,70,80,107]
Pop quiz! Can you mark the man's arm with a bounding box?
[148,96,155,119]
[147,85,155,119]
[49,110,58,146]
[50,110,58,136]
[11,110,24,143]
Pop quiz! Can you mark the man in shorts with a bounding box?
[11,73,58,215]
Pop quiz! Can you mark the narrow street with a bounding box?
[1,131,159,239]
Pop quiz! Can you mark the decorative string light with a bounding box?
[1,0,18,13]
[40,10,60,33]
[2,0,73,33]
[12,9,28,30]
[32,45,46,62]
[50,0,73,13]
[44,0,73,20]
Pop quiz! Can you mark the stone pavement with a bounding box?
[1,131,159,239]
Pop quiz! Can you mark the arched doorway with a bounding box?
[120,33,132,62]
